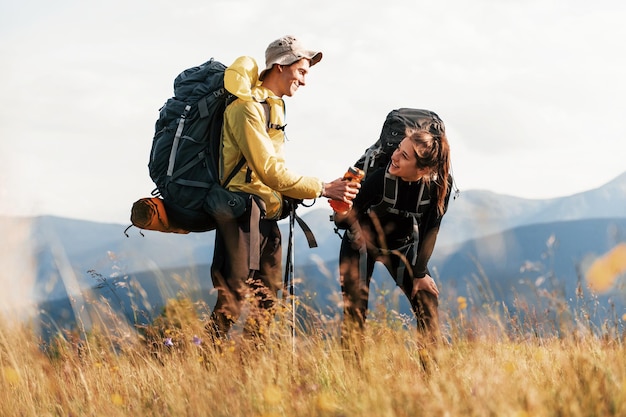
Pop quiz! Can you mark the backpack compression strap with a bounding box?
[362,146,382,177]
[166,104,216,188]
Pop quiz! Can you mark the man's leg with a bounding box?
[209,214,253,338]
[243,218,282,338]
[339,235,373,356]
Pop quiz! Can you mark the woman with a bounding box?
[334,128,452,344]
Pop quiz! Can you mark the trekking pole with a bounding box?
[283,203,297,354]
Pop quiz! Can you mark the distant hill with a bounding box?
[2,171,625,333]
[293,217,626,320]
[438,171,626,246]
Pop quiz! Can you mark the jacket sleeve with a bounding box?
[226,100,323,199]
[413,176,453,277]
[413,227,439,278]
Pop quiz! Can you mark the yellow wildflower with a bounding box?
[586,243,626,293]
[262,384,283,406]
[3,367,19,385]
[111,393,124,406]
[316,392,338,412]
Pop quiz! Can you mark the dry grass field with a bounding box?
[1,274,625,417]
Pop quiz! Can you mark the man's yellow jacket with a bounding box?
[221,56,323,220]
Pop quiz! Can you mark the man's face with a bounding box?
[277,59,310,97]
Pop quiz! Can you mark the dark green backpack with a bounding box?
[146,58,247,232]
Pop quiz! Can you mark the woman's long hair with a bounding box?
[407,129,451,216]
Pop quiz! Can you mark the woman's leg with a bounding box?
[386,249,441,342]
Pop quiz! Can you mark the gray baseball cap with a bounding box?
[258,35,323,81]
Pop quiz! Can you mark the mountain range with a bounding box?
[2,171,625,336]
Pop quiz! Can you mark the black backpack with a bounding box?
[144,58,248,232]
[354,108,446,177]
[353,108,447,217]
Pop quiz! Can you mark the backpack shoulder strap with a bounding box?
[361,145,383,177]
[223,157,246,187]
[369,169,427,220]
[259,99,288,131]
[241,100,279,184]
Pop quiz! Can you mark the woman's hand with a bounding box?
[412,274,439,298]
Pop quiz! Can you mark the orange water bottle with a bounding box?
[329,166,365,214]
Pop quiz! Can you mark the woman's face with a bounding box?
[388,137,428,182]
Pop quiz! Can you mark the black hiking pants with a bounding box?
[209,198,282,339]
[339,233,440,344]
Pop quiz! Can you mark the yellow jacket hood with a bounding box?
[224,56,285,131]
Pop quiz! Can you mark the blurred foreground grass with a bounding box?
[1,289,625,417]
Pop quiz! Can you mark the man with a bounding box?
[209,35,359,339]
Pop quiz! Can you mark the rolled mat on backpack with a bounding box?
[130,197,190,234]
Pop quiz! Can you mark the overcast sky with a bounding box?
[2,0,625,225]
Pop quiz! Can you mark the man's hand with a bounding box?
[323,177,360,201]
